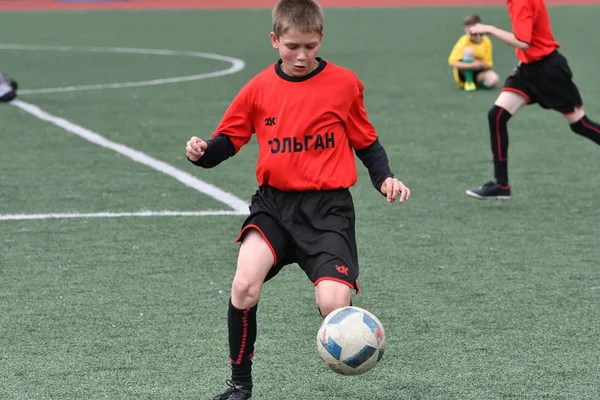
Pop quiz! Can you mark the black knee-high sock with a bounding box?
[228,298,257,390]
[570,115,600,145]
[488,105,512,186]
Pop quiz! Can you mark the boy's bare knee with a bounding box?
[476,71,500,88]
[494,91,527,115]
[564,107,585,125]
[315,280,352,317]
[318,293,351,317]
[488,72,500,87]
[317,299,350,318]
[231,276,261,309]
[230,228,275,309]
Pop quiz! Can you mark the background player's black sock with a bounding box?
[493,161,509,188]
[570,115,600,145]
[488,105,512,186]
[228,298,257,391]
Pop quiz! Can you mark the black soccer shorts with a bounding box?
[502,50,583,114]
[234,186,360,293]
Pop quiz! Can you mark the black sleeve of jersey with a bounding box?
[355,138,394,194]
[188,134,236,168]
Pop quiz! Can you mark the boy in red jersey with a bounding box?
[185,1,410,399]
[465,0,600,199]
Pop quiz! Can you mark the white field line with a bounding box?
[0,44,246,95]
[10,99,250,214]
[0,210,248,221]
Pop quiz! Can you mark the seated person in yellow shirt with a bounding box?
[448,14,500,92]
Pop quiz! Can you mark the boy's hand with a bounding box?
[186,136,208,161]
[380,177,411,203]
[469,23,493,35]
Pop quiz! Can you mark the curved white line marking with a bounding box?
[0,44,245,94]
[10,98,250,214]
[3,44,250,216]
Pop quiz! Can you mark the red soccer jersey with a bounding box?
[211,59,379,191]
[507,0,560,63]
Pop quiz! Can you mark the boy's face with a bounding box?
[271,29,323,77]
[465,25,483,44]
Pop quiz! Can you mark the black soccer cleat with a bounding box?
[213,380,252,400]
[0,72,18,102]
[466,180,511,200]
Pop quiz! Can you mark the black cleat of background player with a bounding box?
[0,73,18,102]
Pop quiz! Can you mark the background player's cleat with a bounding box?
[464,81,477,92]
[0,72,18,102]
[214,380,252,400]
[466,180,511,199]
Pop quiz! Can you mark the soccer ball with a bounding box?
[316,306,386,375]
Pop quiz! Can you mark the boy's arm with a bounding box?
[187,83,255,168]
[345,81,394,193]
[483,36,494,68]
[448,36,466,66]
[188,134,235,168]
[355,139,394,193]
[470,23,530,50]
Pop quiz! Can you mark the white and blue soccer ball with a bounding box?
[316,306,386,375]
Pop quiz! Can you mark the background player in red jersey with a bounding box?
[185,1,410,398]
[464,0,600,200]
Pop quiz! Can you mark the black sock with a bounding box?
[488,105,512,186]
[570,115,600,145]
[493,161,509,188]
[228,298,257,390]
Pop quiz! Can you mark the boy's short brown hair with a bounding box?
[463,13,482,26]
[272,0,324,38]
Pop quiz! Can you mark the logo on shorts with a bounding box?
[335,265,349,276]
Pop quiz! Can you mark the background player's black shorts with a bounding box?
[235,186,360,293]
[503,50,583,113]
